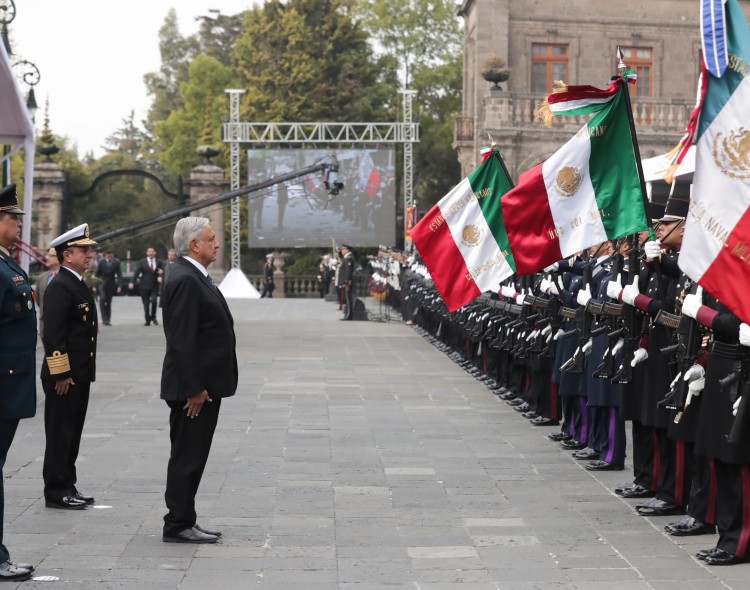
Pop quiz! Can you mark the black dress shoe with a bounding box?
[585,460,624,471]
[619,484,656,499]
[696,547,723,561]
[507,398,525,407]
[163,526,219,544]
[547,432,572,442]
[560,440,587,450]
[73,491,95,505]
[46,495,87,510]
[194,523,222,537]
[704,548,743,566]
[665,516,716,536]
[614,482,636,495]
[144,322,150,326]
[636,498,685,516]
[522,411,538,419]
[530,416,559,426]
[0,561,32,582]
[8,561,34,573]
[152,319,159,326]
[572,448,600,460]
[513,402,531,412]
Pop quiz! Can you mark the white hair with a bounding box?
[173,217,211,256]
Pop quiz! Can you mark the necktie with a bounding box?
[208,275,218,290]
[47,270,56,285]
[149,258,154,271]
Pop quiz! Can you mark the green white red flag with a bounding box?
[500,77,650,274]
[678,0,750,324]
[411,150,516,312]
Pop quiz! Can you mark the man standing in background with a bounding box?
[95,250,121,326]
[130,247,162,326]
[35,246,60,337]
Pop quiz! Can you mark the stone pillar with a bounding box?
[33,161,66,252]
[189,163,229,279]
[271,251,287,298]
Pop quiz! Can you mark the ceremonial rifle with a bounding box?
[560,262,594,374]
[721,347,750,446]
[594,252,624,379]
[612,235,641,384]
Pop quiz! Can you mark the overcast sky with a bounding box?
[9,1,255,157]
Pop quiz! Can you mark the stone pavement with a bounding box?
[4,297,749,589]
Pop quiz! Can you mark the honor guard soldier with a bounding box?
[0,184,37,581]
[41,224,99,510]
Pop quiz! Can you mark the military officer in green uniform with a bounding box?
[0,183,37,582]
[41,224,99,510]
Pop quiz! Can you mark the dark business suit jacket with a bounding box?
[96,257,121,289]
[160,258,238,401]
[40,267,98,383]
[132,257,162,292]
[0,249,37,419]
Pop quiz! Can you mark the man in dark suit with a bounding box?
[41,223,99,511]
[260,254,275,298]
[341,244,356,320]
[129,247,162,326]
[161,217,238,544]
[34,246,60,338]
[95,250,121,326]
[0,184,37,581]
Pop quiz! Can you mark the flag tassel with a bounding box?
[535,80,569,128]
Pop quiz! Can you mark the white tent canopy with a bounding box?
[641,145,695,183]
[0,41,36,270]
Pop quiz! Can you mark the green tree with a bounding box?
[153,54,236,176]
[354,0,463,208]
[234,0,395,122]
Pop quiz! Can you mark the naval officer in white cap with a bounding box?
[40,224,99,510]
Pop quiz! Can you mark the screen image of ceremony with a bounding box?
[246,148,397,248]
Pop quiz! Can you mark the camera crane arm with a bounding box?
[93,158,341,243]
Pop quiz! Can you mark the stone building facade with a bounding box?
[453,0,750,178]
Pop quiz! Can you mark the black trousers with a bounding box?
[43,380,90,501]
[140,288,158,323]
[163,397,222,537]
[99,283,115,323]
[687,455,717,525]
[0,419,20,563]
[631,421,658,491]
[714,460,750,559]
[655,432,692,507]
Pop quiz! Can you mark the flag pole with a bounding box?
[616,47,665,297]
[491,147,516,189]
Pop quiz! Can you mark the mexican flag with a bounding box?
[679,0,750,324]
[501,78,650,275]
[411,150,516,312]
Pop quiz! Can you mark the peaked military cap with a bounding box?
[0,183,24,215]
[647,201,666,223]
[49,223,98,250]
[658,196,689,223]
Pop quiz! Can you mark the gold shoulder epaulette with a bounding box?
[46,351,71,375]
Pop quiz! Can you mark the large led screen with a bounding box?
[247,148,396,248]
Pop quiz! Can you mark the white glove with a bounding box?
[631,347,648,367]
[548,280,560,295]
[621,276,640,306]
[576,285,592,307]
[734,396,742,416]
[739,323,750,347]
[541,324,552,337]
[681,293,702,320]
[687,377,705,396]
[540,278,553,294]
[515,293,526,305]
[606,274,623,300]
[544,262,559,272]
[526,329,538,341]
[501,285,516,298]
[644,240,662,261]
[611,338,624,356]
[582,339,593,355]
[684,365,705,383]
[553,328,565,341]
